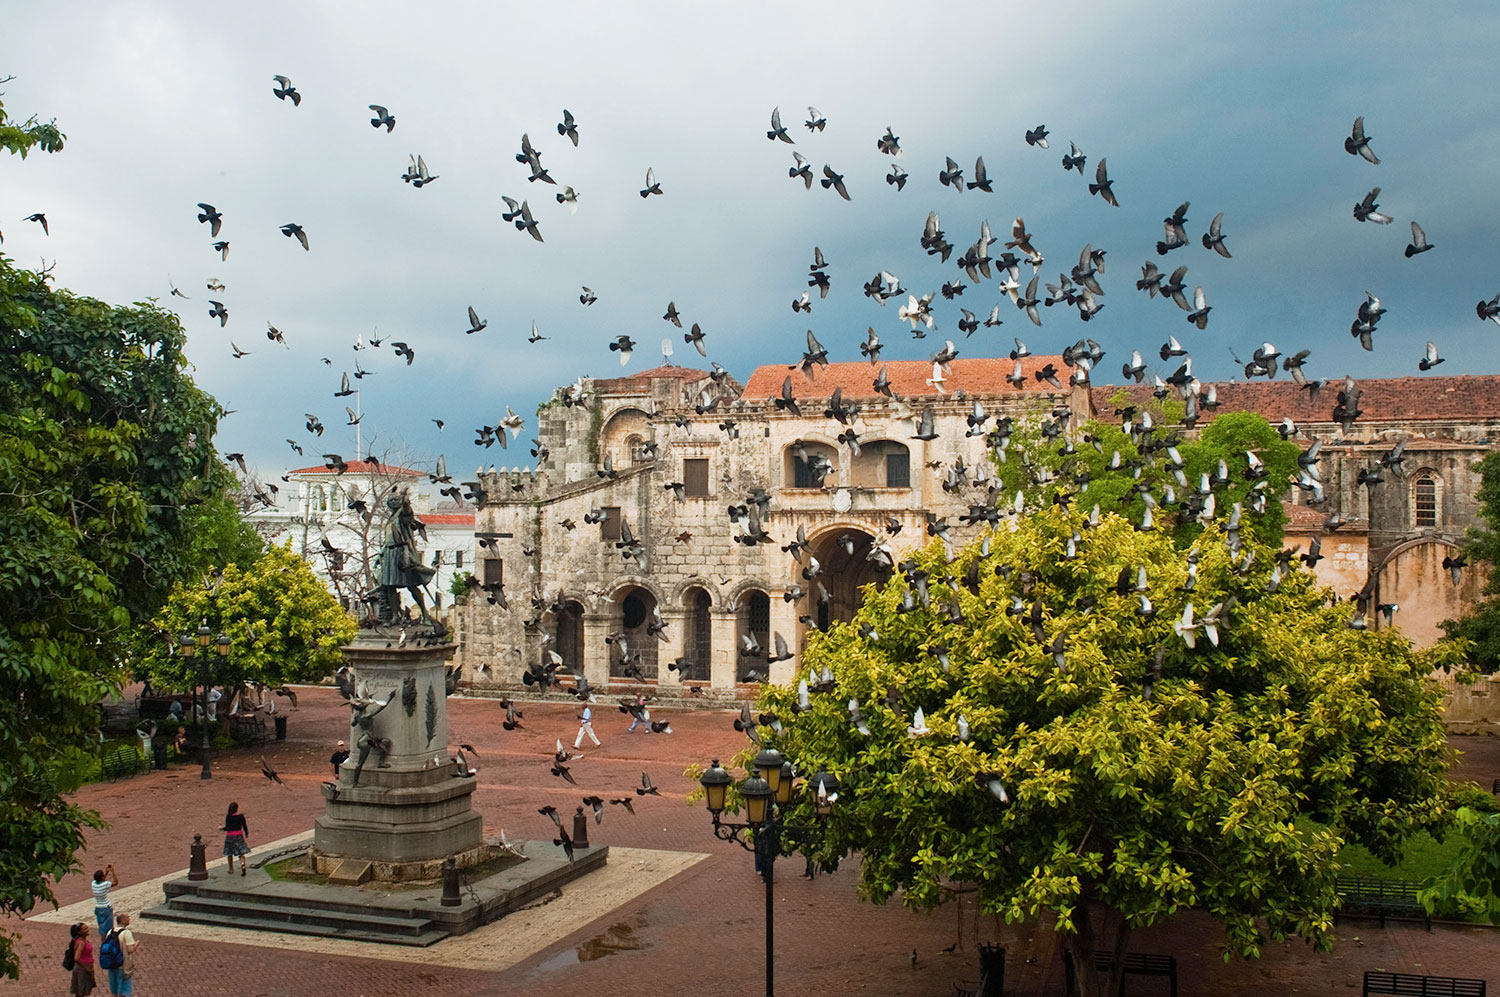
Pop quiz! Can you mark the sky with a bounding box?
[3,1,1498,481]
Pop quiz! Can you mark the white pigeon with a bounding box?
[906,706,930,737]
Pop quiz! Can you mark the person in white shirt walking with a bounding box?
[574,698,600,748]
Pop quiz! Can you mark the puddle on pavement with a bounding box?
[534,919,650,971]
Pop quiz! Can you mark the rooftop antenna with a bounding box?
[661,338,674,366]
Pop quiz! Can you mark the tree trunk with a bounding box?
[1067,902,1133,997]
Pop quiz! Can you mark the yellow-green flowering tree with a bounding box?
[762,506,1453,997]
[134,542,355,694]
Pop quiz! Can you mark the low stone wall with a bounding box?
[1433,670,1500,730]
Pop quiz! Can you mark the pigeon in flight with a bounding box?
[767,107,793,143]
[466,306,487,334]
[821,164,851,200]
[280,223,309,251]
[272,75,301,105]
[1404,221,1433,258]
[1478,294,1500,325]
[208,300,228,327]
[887,163,908,190]
[805,106,826,132]
[967,156,993,192]
[1345,115,1379,164]
[1025,124,1049,148]
[368,104,395,132]
[196,203,223,237]
[1201,212,1231,257]
[580,286,597,306]
[212,240,229,260]
[1353,187,1393,224]
[1088,159,1118,206]
[877,126,902,156]
[789,152,814,188]
[640,168,662,198]
[1062,142,1086,174]
[557,108,579,146]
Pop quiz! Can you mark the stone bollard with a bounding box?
[188,834,208,881]
[440,857,461,907]
[572,806,590,849]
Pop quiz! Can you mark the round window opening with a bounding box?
[621,593,648,629]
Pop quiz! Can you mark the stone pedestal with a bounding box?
[312,631,483,880]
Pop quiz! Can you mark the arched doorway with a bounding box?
[1374,539,1486,649]
[612,586,659,679]
[807,529,888,633]
[681,587,712,681]
[737,589,770,682]
[555,600,584,672]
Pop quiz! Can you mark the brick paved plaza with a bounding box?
[9,687,1499,996]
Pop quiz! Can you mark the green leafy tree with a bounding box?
[1441,451,1500,672]
[132,542,356,695]
[1,99,229,976]
[761,505,1453,997]
[992,411,1301,549]
[0,79,65,158]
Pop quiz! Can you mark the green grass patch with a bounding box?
[1336,831,1463,882]
[264,855,327,885]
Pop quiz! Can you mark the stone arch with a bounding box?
[724,577,775,611]
[599,406,653,470]
[1372,537,1484,649]
[803,524,890,634]
[611,584,660,679]
[669,575,724,606]
[781,438,840,489]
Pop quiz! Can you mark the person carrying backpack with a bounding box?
[100,911,137,996]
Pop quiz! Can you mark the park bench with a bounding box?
[953,942,1004,997]
[1336,875,1432,930]
[231,713,272,745]
[1364,970,1486,996]
[1063,949,1177,997]
[100,744,145,782]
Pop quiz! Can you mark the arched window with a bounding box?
[1414,475,1438,529]
[626,434,648,464]
[737,590,771,682]
[782,442,837,489]
[682,588,712,682]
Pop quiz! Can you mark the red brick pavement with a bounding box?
[7,689,1499,996]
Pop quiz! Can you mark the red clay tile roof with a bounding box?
[739,356,1072,401]
[422,513,475,526]
[592,365,714,393]
[1094,375,1500,424]
[288,463,424,477]
[1281,500,1329,532]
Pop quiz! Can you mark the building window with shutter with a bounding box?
[1414,475,1438,528]
[601,506,622,541]
[482,557,504,586]
[683,458,710,497]
[455,550,464,569]
[885,448,911,488]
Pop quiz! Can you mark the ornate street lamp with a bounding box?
[699,753,836,997]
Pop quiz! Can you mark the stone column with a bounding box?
[312,632,483,881]
[582,611,612,690]
[709,610,737,690]
[659,607,687,688]
[768,595,800,686]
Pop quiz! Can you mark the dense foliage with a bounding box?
[0,240,231,981]
[132,542,355,695]
[760,414,1454,996]
[1441,451,1500,672]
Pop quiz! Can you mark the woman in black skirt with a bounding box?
[222,801,250,875]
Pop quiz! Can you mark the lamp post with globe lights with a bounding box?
[699,750,839,997]
[178,623,230,779]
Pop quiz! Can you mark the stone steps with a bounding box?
[143,893,448,946]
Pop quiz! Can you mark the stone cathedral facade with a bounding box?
[452,357,1500,704]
